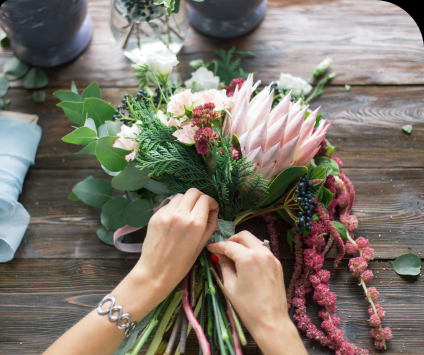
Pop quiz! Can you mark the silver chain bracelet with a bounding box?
[96,294,138,337]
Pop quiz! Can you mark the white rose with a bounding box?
[172,124,199,145]
[167,89,196,117]
[193,89,231,112]
[185,67,220,92]
[277,73,312,96]
[144,50,179,82]
[157,109,182,128]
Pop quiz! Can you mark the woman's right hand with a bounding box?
[207,231,307,355]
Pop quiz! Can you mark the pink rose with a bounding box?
[172,124,199,144]
[158,110,182,128]
[167,89,196,117]
[124,150,137,162]
[193,89,231,112]
[113,121,142,162]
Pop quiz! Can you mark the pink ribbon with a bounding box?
[113,195,175,253]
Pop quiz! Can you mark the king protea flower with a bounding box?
[223,74,332,180]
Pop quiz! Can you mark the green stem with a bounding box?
[199,278,206,355]
[148,69,169,104]
[125,191,133,202]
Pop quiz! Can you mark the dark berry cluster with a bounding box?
[124,0,164,23]
[295,175,317,233]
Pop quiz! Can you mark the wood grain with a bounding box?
[0,0,422,88]
[3,86,423,170]
[0,259,422,354]
[16,168,424,260]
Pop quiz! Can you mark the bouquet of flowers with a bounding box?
[56,49,391,355]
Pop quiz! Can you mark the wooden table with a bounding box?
[1,1,423,354]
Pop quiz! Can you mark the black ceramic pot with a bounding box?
[186,0,267,38]
[0,0,93,67]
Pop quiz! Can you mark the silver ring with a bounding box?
[262,239,271,250]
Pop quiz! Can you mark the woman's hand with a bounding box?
[207,231,307,355]
[136,188,219,301]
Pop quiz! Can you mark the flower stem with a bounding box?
[164,308,184,355]
[199,277,206,355]
[148,69,169,104]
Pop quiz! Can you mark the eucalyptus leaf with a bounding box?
[96,136,129,172]
[101,196,130,230]
[102,165,121,177]
[331,221,348,242]
[71,81,79,95]
[81,81,102,100]
[259,166,308,207]
[4,58,29,81]
[389,253,422,276]
[0,75,9,97]
[402,124,413,134]
[24,68,49,89]
[53,90,81,102]
[112,162,150,191]
[143,179,170,195]
[76,141,97,155]
[98,124,108,138]
[314,156,340,176]
[68,192,81,201]
[96,225,116,246]
[84,118,97,133]
[125,199,153,228]
[62,126,97,145]
[32,90,46,103]
[106,121,123,136]
[57,101,84,125]
[82,98,115,128]
[287,230,294,253]
[72,178,113,207]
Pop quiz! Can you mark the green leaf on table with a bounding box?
[71,81,79,95]
[125,199,153,228]
[112,162,150,191]
[326,139,335,154]
[389,253,422,276]
[318,187,334,209]
[0,98,4,110]
[96,225,116,246]
[81,81,102,100]
[275,209,295,226]
[68,192,81,201]
[57,101,84,125]
[330,221,348,242]
[32,90,46,103]
[287,230,294,253]
[402,124,413,134]
[314,156,340,176]
[53,90,81,102]
[0,75,9,97]
[82,98,115,128]
[72,178,113,208]
[76,140,97,155]
[101,196,130,230]
[84,118,97,133]
[345,84,351,92]
[4,58,29,81]
[259,166,308,207]
[23,68,49,89]
[143,179,170,195]
[63,126,97,145]
[96,136,129,172]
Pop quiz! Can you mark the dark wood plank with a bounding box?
[0,259,421,354]
[0,0,422,87]
[3,86,423,170]
[16,168,424,260]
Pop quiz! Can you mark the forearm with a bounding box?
[252,318,308,355]
[44,267,162,355]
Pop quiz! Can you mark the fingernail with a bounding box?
[211,254,219,263]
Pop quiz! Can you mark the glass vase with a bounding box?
[110,0,189,64]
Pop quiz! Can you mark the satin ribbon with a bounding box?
[0,113,41,262]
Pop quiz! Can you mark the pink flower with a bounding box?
[317,269,331,284]
[345,242,358,255]
[348,256,368,277]
[194,127,219,155]
[220,147,239,160]
[304,249,324,271]
[223,78,245,96]
[193,89,231,112]
[167,89,196,117]
[369,314,381,327]
[124,150,137,162]
[172,124,199,144]
[191,102,221,128]
[157,110,182,128]
[337,193,350,209]
[113,121,142,162]
[355,237,369,249]
[367,287,379,302]
[361,270,373,285]
[368,303,386,321]
[361,247,374,262]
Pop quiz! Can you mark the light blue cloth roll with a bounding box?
[0,113,42,262]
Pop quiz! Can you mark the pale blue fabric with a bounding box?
[0,114,42,262]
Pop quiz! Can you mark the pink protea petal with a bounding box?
[233,74,253,117]
[249,120,267,152]
[275,135,299,175]
[268,90,292,127]
[262,142,280,168]
[246,146,262,177]
[265,113,288,150]
[297,106,321,149]
[231,97,249,137]
[249,90,274,131]
[294,147,319,167]
[248,85,270,114]
[222,113,232,138]
[238,129,251,156]
[261,161,276,180]
[293,129,327,163]
[287,99,302,123]
[228,85,239,117]
[284,106,309,143]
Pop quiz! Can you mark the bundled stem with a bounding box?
[164,308,184,355]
